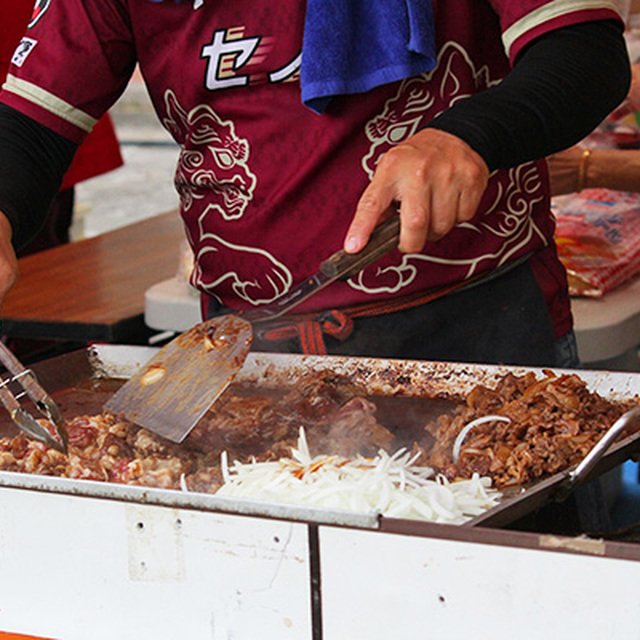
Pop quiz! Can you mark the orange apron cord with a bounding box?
[318,309,354,340]
[261,319,330,355]
[298,319,327,355]
[260,280,469,355]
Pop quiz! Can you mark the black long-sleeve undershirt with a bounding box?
[0,19,631,250]
[0,104,77,249]
[427,20,630,171]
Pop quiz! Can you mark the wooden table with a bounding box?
[0,211,185,344]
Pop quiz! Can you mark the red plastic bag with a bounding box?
[553,188,640,297]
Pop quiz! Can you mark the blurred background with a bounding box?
[74,68,180,239]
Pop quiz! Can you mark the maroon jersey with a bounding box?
[0,0,621,337]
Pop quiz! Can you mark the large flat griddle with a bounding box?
[0,344,638,533]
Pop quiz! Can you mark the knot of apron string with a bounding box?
[260,310,354,355]
[258,281,462,355]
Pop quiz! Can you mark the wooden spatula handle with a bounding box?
[319,216,401,280]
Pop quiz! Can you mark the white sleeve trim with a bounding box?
[502,0,621,57]
[2,75,97,133]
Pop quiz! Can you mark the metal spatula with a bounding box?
[105,314,253,442]
[106,216,401,442]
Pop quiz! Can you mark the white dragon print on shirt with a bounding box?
[352,41,548,295]
[162,89,293,306]
[161,40,548,307]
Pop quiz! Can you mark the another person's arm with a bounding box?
[548,59,640,196]
[346,20,631,254]
[548,145,640,195]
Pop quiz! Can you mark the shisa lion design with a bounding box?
[163,90,292,306]
[352,41,546,295]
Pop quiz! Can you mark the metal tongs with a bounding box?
[0,341,68,453]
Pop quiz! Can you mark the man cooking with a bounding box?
[0,0,631,535]
[0,1,630,367]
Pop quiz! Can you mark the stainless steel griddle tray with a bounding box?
[0,344,637,534]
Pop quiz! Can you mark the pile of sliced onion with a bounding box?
[213,428,501,524]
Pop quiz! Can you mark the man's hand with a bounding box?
[0,213,18,307]
[344,128,489,254]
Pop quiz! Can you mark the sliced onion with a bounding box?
[216,429,502,524]
[452,415,511,464]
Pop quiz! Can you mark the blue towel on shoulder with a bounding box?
[301,0,437,114]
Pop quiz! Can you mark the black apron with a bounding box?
[241,258,558,367]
